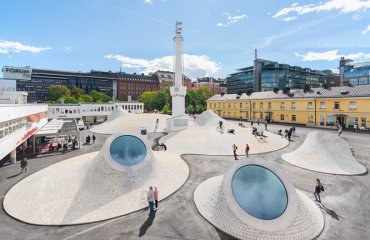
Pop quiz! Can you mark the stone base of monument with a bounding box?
[166,115,189,132]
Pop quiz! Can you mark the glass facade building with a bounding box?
[226,66,254,94]
[342,60,370,86]
[227,59,330,94]
[16,69,117,103]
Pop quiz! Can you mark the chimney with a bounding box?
[255,48,257,60]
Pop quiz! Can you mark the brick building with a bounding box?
[152,70,192,90]
[117,73,159,102]
[193,77,227,95]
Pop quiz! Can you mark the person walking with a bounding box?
[147,186,155,216]
[288,128,292,141]
[292,126,296,136]
[338,126,343,136]
[264,121,268,131]
[154,186,159,210]
[314,179,324,202]
[20,157,28,173]
[232,144,238,160]
[92,134,96,143]
[245,144,250,158]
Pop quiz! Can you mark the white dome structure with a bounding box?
[91,112,170,134]
[160,110,289,155]
[282,131,366,175]
[3,133,189,225]
[194,161,324,240]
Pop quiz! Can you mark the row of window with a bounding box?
[212,101,358,110]
[49,104,143,115]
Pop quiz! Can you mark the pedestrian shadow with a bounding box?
[318,203,340,220]
[139,214,155,237]
[7,172,22,179]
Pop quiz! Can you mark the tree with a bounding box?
[162,104,170,114]
[78,94,94,103]
[59,94,78,104]
[185,89,196,107]
[196,104,205,114]
[195,86,212,107]
[139,91,158,111]
[186,105,194,114]
[90,90,111,103]
[71,87,85,98]
[47,85,70,102]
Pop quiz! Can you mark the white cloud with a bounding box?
[144,0,153,4]
[217,14,247,27]
[104,54,221,79]
[295,50,370,61]
[273,0,370,20]
[362,24,370,34]
[0,40,51,54]
[64,46,72,52]
[282,16,297,22]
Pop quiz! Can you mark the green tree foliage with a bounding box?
[71,87,85,98]
[90,90,111,103]
[195,86,212,107]
[162,104,170,114]
[196,104,205,114]
[47,85,70,102]
[59,94,78,104]
[139,91,169,111]
[186,104,194,114]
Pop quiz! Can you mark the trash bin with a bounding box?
[141,127,147,135]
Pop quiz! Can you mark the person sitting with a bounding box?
[227,129,235,134]
[160,143,167,151]
[277,129,282,135]
[252,127,257,135]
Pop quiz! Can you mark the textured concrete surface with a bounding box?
[194,176,324,240]
[3,134,189,225]
[161,110,289,155]
[91,112,170,135]
[282,131,366,175]
[0,125,369,239]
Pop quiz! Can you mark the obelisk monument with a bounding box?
[166,21,189,131]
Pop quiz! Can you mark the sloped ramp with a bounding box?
[282,131,366,175]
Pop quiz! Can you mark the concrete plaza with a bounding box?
[0,122,369,240]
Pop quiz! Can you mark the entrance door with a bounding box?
[337,116,346,128]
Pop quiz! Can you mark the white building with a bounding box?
[0,104,48,163]
[0,91,28,104]
[48,102,144,123]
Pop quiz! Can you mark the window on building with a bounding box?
[240,103,243,108]
[291,102,296,109]
[280,102,285,109]
[233,103,236,109]
[320,102,325,109]
[260,102,264,109]
[218,103,220,108]
[223,103,225,109]
[280,115,285,121]
[268,102,271,109]
[320,116,324,125]
[348,117,358,128]
[292,115,296,121]
[361,117,366,128]
[326,116,335,126]
[349,101,357,109]
[334,102,340,110]
[307,102,313,109]
[252,103,256,109]
[308,115,313,123]
[228,103,231,108]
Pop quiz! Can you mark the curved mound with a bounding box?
[106,108,130,122]
[194,176,324,240]
[3,134,189,225]
[282,131,366,175]
[196,109,224,127]
[161,114,289,155]
[91,113,170,134]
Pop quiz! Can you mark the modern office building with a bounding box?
[193,77,227,95]
[339,58,370,86]
[117,72,158,102]
[207,85,370,129]
[227,59,330,94]
[2,66,118,103]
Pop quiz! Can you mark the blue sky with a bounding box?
[1,0,370,80]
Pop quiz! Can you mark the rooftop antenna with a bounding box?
[254,48,257,60]
[8,51,13,60]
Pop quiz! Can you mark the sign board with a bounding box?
[0,78,17,91]
[2,66,32,80]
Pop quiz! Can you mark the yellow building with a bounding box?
[207,86,370,129]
